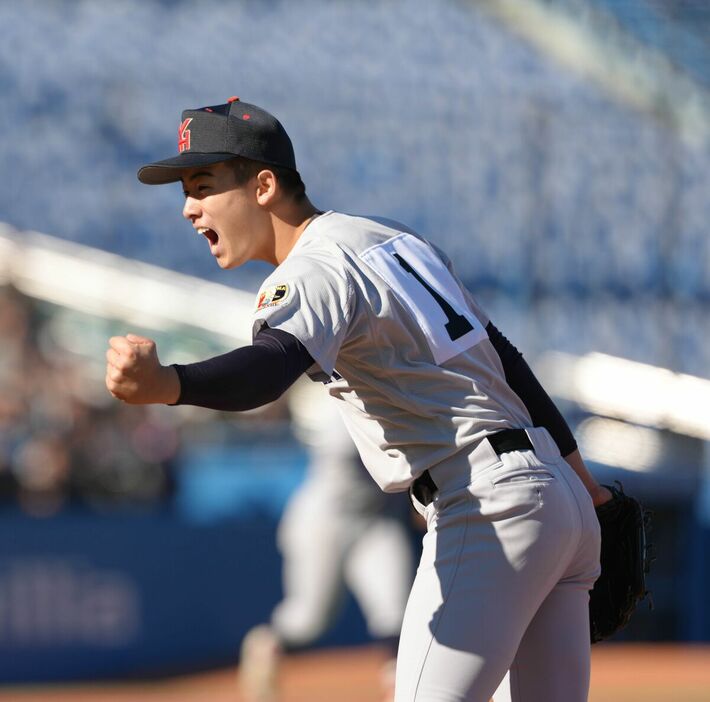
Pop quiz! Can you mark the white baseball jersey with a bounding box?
[252,211,533,492]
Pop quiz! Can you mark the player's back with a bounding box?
[255,212,533,491]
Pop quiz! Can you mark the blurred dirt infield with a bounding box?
[2,644,709,702]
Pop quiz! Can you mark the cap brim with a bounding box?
[137,152,237,185]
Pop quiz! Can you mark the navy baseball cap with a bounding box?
[137,96,297,185]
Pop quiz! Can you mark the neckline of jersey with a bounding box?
[288,209,335,257]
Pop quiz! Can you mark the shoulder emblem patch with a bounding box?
[256,284,290,311]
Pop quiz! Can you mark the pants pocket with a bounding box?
[491,469,556,487]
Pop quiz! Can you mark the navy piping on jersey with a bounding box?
[172,322,577,457]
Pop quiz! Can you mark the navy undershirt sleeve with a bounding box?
[171,320,576,456]
[486,321,578,457]
[171,326,314,411]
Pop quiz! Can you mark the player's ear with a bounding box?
[255,169,278,207]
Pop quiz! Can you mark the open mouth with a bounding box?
[197,227,219,247]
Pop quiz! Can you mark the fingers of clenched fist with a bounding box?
[105,334,157,403]
[105,336,133,400]
[105,334,180,405]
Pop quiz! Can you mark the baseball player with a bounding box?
[105,97,612,702]
[239,377,414,702]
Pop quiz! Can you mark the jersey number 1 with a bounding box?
[393,253,473,341]
[360,233,487,365]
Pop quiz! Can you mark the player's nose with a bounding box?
[182,196,201,221]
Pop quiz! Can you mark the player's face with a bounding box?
[181,162,269,269]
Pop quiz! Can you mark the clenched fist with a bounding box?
[105,334,180,405]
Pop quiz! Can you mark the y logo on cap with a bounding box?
[178,118,193,153]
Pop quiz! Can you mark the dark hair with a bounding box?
[228,157,307,202]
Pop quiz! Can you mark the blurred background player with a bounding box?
[239,377,415,702]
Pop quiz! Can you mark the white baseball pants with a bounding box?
[395,427,601,702]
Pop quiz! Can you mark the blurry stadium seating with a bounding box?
[586,0,709,88]
[0,0,708,368]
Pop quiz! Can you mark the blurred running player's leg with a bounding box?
[240,385,413,702]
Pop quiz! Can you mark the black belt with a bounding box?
[411,429,534,507]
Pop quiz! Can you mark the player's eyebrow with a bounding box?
[182,170,215,183]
